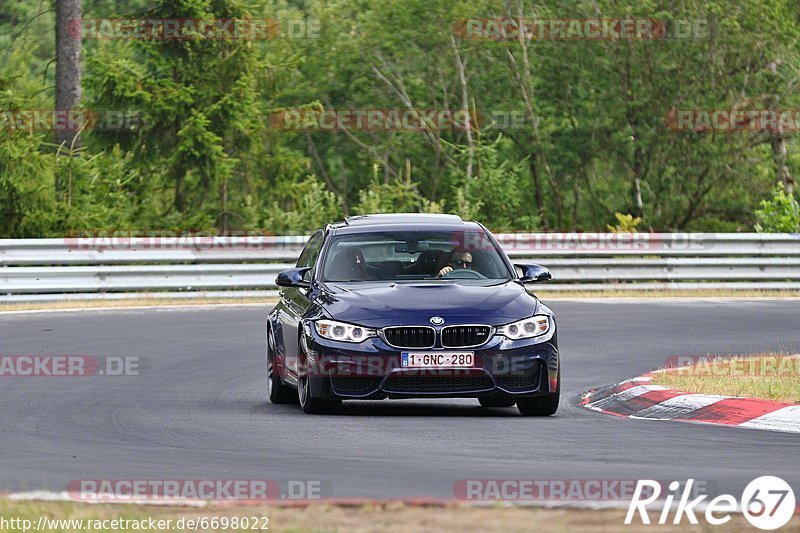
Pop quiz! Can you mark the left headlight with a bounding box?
[314,319,376,343]
[497,315,552,340]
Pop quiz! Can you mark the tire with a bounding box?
[516,370,560,416]
[478,397,516,408]
[297,336,341,415]
[298,373,342,414]
[267,325,296,404]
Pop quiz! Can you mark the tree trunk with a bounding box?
[528,153,547,227]
[633,146,644,218]
[771,134,795,195]
[55,0,82,150]
[174,169,185,212]
[451,34,473,181]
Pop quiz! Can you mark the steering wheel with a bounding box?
[440,269,487,280]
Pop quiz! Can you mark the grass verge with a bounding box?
[0,499,780,533]
[651,354,800,403]
[534,289,800,299]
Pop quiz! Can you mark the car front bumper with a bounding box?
[302,331,559,400]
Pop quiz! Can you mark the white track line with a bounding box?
[584,385,666,411]
[739,406,800,434]
[7,490,208,506]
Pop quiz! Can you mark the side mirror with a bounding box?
[276,267,311,289]
[515,264,552,283]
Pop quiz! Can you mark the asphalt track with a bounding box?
[1,300,798,501]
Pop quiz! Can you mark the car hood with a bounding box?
[317,281,540,328]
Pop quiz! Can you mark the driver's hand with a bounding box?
[437,266,453,277]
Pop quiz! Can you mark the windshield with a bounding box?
[320,230,513,283]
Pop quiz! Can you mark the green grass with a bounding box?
[652,354,800,403]
[0,498,778,532]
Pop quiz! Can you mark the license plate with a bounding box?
[401,352,475,368]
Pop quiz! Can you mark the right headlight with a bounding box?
[314,319,376,343]
[497,315,552,340]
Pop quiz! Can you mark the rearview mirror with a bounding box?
[515,264,552,283]
[276,267,311,288]
[395,242,430,254]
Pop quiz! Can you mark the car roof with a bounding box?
[345,213,463,225]
[328,213,484,234]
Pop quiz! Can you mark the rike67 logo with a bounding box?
[626,476,796,530]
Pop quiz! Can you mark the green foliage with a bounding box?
[0,134,54,236]
[447,135,540,231]
[262,176,343,235]
[353,178,443,215]
[607,213,642,233]
[754,182,800,233]
[1,0,799,236]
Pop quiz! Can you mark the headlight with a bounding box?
[314,319,376,343]
[497,315,552,340]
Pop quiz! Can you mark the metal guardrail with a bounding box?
[2,233,800,265]
[1,233,799,301]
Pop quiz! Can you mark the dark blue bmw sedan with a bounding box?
[266,214,559,415]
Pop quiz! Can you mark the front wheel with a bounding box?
[516,370,560,416]
[297,337,341,415]
[267,325,296,404]
[298,373,342,414]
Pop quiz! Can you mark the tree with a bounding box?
[55,0,82,155]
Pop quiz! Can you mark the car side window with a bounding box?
[296,231,322,268]
[297,230,324,282]
[304,232,325,281]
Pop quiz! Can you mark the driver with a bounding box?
[437,247,474,277]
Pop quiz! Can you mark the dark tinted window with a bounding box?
[296,230,323,268]
[320,229,512,283]
[304,231,325,281]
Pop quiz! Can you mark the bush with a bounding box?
[262,176,343,234]
[447,135,539,231]
[754,182,800,233]
[607,212,642,233]
[353,179,444,215]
